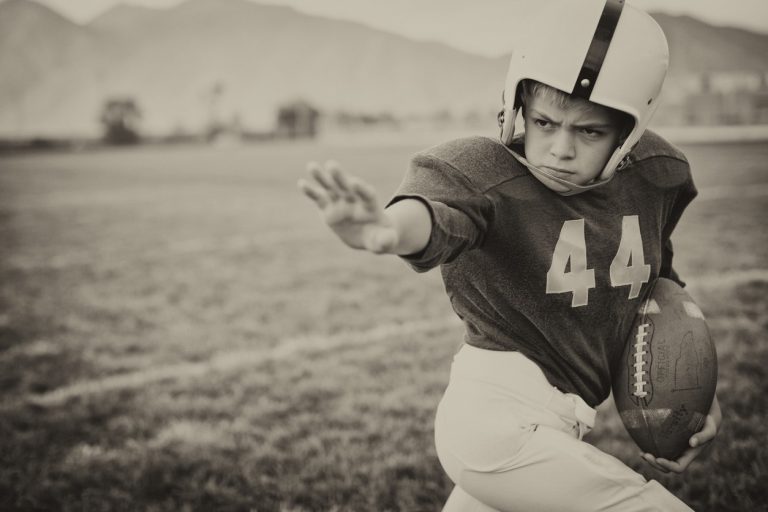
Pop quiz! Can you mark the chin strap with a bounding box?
[497,107,627,196]
[495,137,616,196]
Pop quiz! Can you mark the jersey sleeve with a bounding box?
[659,163,698,287]
[387,151,493,272]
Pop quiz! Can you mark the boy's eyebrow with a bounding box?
[571,121,614,130]
[530,109,563,127]
[530,108,613,130]
[530,108,557,122]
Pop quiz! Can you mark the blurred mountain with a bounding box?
[86,3,158,34]
[1,0,766,137]
[0,0,117,136]
[652,13,768,75]
[0,0,506,136]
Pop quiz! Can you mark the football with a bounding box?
[612,277,718,460]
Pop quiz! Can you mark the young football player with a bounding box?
[298,0,721,510]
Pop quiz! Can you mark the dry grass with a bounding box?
[0,138,767,511]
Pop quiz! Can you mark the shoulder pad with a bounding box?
[418,136,528,192]
[625,130,692,189]
[630,130,688,164]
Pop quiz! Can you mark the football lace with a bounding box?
[632,323,650,397]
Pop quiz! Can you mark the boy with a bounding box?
[298,0,721,510]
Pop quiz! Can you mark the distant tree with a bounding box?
[203,81,226,140]
[100,97,142,145]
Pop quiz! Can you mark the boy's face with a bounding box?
[523,92,624,193]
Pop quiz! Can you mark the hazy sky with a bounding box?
[34,0,768,56]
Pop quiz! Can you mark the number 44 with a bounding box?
[546,216,651,307]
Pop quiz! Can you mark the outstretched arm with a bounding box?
[297,160,432,255]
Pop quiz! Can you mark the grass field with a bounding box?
[1,136,767,511]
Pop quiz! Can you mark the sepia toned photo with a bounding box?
[1,0,766,510]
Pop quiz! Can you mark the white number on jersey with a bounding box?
[547,216,651,307]
[609,215,651,299]
[546,219,596,307]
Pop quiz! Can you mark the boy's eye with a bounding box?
[580,128,604,138]
[534,118,550,128]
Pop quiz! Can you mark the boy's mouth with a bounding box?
[541,166,576,176]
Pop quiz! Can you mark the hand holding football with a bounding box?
[613,278,718,460]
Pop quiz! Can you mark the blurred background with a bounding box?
[1,0,768,147]
[0,0,766,511]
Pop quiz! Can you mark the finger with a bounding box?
[641,453,670,473]
[306,160,321,174]
[297,178,329,208]
[327,163,355,201]
[306,161,323,185]
[672,450,699,471]
[323,159,339,170]
[351,180,379,213]
[690,415,718,447]
[366,229,397,254]
[654,455,688,474]
[308,162,338,196]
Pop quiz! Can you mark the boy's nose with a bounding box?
[549,131,576,160]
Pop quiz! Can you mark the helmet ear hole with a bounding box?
[501,83,526,112]
[617,111,635,140]
[499,107,518,147]
[515,82,525,112]
[499,85,523,146]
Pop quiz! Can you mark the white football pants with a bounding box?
[435,344,693,512]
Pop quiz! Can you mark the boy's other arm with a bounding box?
[641,394,722,474]
[298,160,432,255]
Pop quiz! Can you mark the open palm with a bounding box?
[298,161,399,253]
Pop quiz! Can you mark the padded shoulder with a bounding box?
[625,130,692,190]
[417,136,528,193]
[630,130,688,164]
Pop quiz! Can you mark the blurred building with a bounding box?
[657,71,768,126]
[275,100,319,139]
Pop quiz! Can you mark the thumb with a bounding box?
[691,414,718,447]
[365,228,398,254]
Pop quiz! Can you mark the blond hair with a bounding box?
[519,80,633,134]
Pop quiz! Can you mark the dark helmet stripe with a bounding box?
[571,0,625,100]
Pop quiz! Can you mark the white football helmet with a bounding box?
[498,0,669,194]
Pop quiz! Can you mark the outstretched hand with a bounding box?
[297,160,400,254]
[641,395,722,474]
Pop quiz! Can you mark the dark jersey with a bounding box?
[389,131,696,406]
